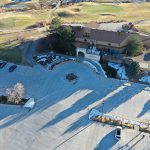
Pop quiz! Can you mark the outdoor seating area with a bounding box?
[33,54,76,70]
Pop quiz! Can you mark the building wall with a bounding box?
[76,48,100,61]
[75,37,126,53]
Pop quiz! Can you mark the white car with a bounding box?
[115,126,122,140]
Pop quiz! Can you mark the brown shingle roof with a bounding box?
[73,26,130,45]
[84,21,100,29]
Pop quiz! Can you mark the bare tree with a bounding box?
[6,83,25,104]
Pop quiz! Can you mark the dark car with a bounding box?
[0,61,7,69]
[9,65,17,72]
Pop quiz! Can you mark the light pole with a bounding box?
[102,101,105,115]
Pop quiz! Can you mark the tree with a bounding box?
[126,61,140,78]
[48,17,76,55]
[39,0,49,8]
[6,83,25,104]
[53,26,76,55]
[127,35,143,56]
[49,17,62,33]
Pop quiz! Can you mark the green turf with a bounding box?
[0,44,22,64]
[81,3,123,14]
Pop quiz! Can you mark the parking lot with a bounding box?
[0,61,150,150]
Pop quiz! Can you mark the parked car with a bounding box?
[128,58,133,61]
[8,65,17,72]
[115,126,122,140]
[0,61,7,69]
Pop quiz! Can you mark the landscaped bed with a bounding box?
[0,95,28,105]
[66,73,78,82]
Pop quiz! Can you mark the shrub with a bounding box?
[127,35,143,56]
[50,17,62,32]
[126,61,140,78]
[0,95,7,103]
[66,73,77,81]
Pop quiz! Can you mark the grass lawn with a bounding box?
[0,43,22,64]
[0,10,51,30]
[0,0,11,6]
[0,34,18,43]
[56,3,150,25]
[80,3,123,14]
[135,22,150,35]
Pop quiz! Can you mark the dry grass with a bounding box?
[56,3,150,23]
[0,0,11,6]
[55,2,150,34]
[135,22,150,35]
[0,9,51,30]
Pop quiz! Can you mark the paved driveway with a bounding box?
[132,51,150,70]
[0,62,150,150]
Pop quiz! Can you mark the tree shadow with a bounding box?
[0,35,148,133]
[39,80,122,130]
[62,82,146,134]
[144,53,150,61]
[94,130,118,150]
[138,99,150,117]
[101,83,145,114]
[0,80,80,129]
[0,105,28,129]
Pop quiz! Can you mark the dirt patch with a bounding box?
[100,14,116,17]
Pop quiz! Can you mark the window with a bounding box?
[84,33,90,37]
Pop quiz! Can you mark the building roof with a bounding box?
[73,26,131,45]
[84,21,100,29]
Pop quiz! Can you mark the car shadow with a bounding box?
[144,53,150,61]
[94,130,118,150]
